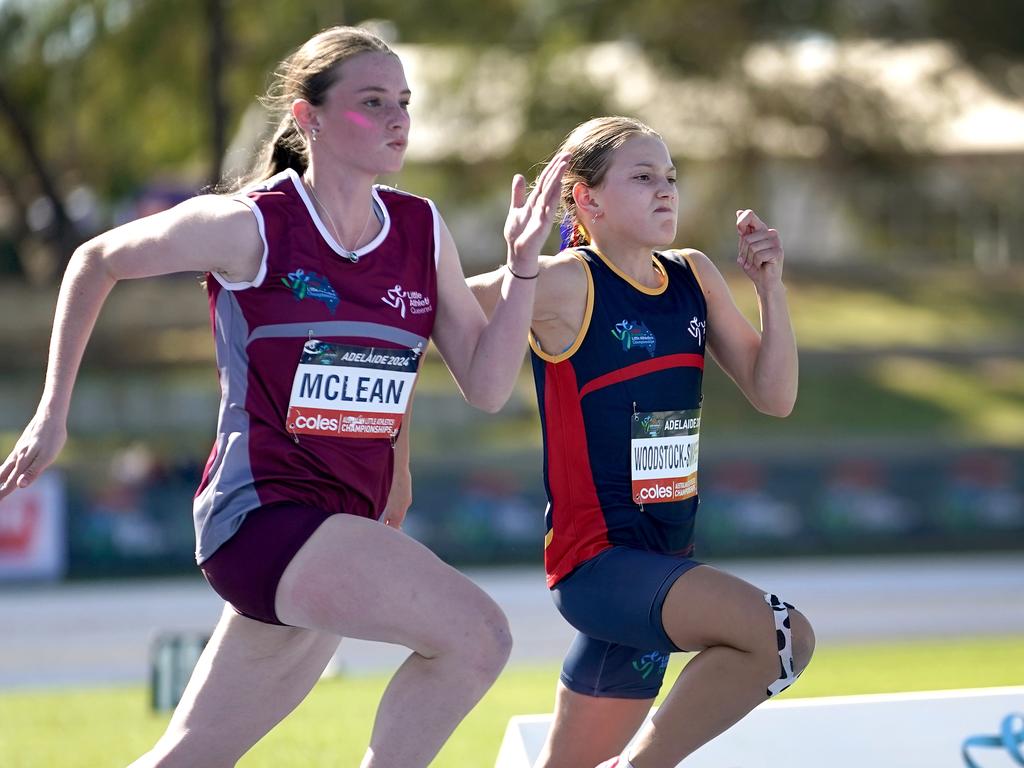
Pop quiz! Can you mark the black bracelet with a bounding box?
[506,262,539,280]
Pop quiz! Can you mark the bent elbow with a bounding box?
[470,393,508,414]
[72,239,119,285]
[466,382,513,413]
[756,396,795,418]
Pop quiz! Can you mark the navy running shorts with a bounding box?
[552,546,702,699]
[199,502,340,626]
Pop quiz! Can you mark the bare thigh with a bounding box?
[662,564,813,664]
[536,683,652,768]
[275,512,510,660]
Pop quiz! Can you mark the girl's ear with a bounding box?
[572,181,600,222]
[291,99,319,137]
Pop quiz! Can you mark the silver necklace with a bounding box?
[303,176,374,263]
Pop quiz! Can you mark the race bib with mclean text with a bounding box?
[631,408,700,504]
[286,340,421,440]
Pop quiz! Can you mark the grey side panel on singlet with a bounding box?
[193,290,261,564]
[248,320,427,350]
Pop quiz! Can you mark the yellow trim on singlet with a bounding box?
[677,248,707,295]
[544,528,553,549]
[590,247,669,295]
[529,253,594,363]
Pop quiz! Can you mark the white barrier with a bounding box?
[495,686,1024,768]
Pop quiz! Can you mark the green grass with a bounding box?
[1,635,1021,767]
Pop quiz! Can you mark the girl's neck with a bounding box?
[589,236,662,289]
[303,164,375,210]
[302,164,378,248]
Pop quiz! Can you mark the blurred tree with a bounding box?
[0,5,80,279]
[204,0,228,187]
[0,0,1021,283]
[0,0,352,281]
[929,0,1022,60]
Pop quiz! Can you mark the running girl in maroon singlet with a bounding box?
[194,168,444,626]
[0,26,569,768]
[196,169,441,562]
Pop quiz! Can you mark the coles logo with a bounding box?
[637,482,674,501]
[292,414,339,432]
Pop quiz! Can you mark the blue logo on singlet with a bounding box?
[632,650,670,679]
[612,320,656,357]
[282,269,340,314]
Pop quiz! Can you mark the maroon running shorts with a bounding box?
[199,502,341,625]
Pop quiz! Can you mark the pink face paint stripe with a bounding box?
[343,111,373,128]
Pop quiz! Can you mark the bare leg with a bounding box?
[535,682,651,768]
[273,513,512,768]
[129,605,340,768]
[131,514,509,768]
[628,565,815,768]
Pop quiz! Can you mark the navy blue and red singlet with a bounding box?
[531,246,709,697]
[532,246,708,587]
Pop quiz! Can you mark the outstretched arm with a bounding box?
[688,209,798,417]
[431,153,569,412]
[0,195,263,499]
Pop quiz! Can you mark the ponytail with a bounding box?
[224,116,307,194]
[265,117,309,178]
[558,211,590,251]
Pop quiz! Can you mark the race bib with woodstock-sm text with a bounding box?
[631,408,700,504]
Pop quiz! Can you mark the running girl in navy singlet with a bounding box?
[470,116,815,768]
[0,26,568,768]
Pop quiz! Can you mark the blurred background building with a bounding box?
[1,0,1022,580]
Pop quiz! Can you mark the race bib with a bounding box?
[286,340,420,439]
[631,408,700,504]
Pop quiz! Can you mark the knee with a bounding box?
[760,595,814,696]
[472,599,514,676]
[445,595,512,683]
[788,608,815,675]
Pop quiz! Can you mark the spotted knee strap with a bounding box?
[764,593,799,697]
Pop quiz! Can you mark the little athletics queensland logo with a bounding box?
[632,650,670,680]
[286,340,422,439]
[282,269,340,315]
[631,408,701,504]
[612,319,656,357]
[382,284,433,319]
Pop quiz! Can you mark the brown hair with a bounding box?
[232,26,394,191]
[555,116,660,250]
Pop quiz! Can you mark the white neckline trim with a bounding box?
[283,167,391,260]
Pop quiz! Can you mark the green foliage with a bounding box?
[1,1,1021,264]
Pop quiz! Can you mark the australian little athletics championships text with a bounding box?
[633,442,699,472]
[342,415,396,434]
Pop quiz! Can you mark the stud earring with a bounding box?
[311,127,319,142]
